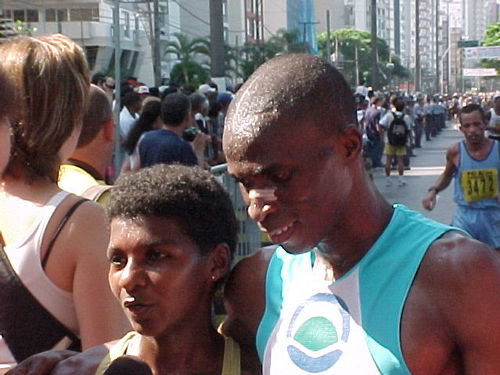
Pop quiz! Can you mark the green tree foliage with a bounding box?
[267,29,309,55]
[235,28,308,81]
[317,28,409,89]
[164,33,210,86]
[13,20,35,35]
[481,21,500,75]
[170,60,209,88]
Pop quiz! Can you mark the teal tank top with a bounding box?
[256,204,461,374]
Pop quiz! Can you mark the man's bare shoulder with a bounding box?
[220,246,277,375]
[403,231,500,374]
[420,231,500,288]
[220,246,277,344]
[225,245,277,297]
[446,142,460,158]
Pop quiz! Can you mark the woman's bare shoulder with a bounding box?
[51,344,110,375]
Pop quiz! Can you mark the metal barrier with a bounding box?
[210,163,262,259]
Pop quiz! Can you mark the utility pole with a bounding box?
[435,0,440,94]
[394,0,400,56]
[153,0,161,86]
[355,42,360,86]
[370,0,378,90]
[447,1,451,94]
[326,10,331,63]
[299,21,319,53]
[113,0,122,177]
[254,0,261,66]
[209,0,225,90]
[415,0,421,92]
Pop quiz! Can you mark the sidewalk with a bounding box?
[373,122,463,225]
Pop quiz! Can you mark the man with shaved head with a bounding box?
[220,54,500,374]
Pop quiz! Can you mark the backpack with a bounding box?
[387,112,408,146]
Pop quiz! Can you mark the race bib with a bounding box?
[460,168,498,202]
[493,122,500,135]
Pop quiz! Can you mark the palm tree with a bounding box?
[267,28,307,54]
[164,33,210,85]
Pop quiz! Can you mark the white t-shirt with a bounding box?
[488,108,500,136]
[119,107,139,141]
[379,111,411,144]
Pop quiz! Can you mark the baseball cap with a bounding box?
[216,92,233,106]
[137,85,149,95]
[198,84,216,94]
[493,92,500,100]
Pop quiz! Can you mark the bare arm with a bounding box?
[66,203,130,349]
[6,350,78,375]
[219,247,275,374]
[190,132,210,167]
[403,234,500,374]
[51,344,109,375]
[422,144,458,210]
[451,243,500,373]
[119,155,132,175]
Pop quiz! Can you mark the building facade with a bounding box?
[0,1,180,85]
[263,0,317,53]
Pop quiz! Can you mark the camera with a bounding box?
[182,126,198,142]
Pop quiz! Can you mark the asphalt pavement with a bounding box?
[373,121,463,226]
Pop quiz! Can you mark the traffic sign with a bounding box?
[463,68,497,76]
[464,46,500,60]
[457,40,479,48]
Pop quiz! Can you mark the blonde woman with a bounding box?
[0,34,128,370]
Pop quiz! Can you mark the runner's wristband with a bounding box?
[428,187,439,194]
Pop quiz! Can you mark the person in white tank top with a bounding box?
[486,93,500,140]
[0,34,129,371]
[0,66,14,186]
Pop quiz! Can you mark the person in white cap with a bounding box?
[198,83,216,95]
[486,93,500,140]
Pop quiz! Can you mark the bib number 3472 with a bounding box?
[460,168,498,202]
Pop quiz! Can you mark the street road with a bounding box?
[373,121,463,226]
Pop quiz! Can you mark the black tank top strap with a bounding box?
[41,198,88,269]
[0,245,81,362]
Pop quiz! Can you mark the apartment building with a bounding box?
[0,1,180,84]
[263,0,317,53]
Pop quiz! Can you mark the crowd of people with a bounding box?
[355,87,500,184]
[0,33,499,375]
[91,72,235,182]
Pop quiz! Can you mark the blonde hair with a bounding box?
[0,33,90,182]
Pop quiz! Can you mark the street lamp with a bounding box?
[386,62,395,92]
[440,45,450,95]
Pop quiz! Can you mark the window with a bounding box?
[108,50,115,73]
[122,11,130,37]
[85,46,99,70]
[27,9,38,22]
[161,3,168,16]
[121,49,131,72]
[13,9,25,22]
[129,51,139,77]
[46,8,68,22]
[58,9,68,22]
[2,10,12,20]
[46,9,56,22]
[69,7,99,22]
